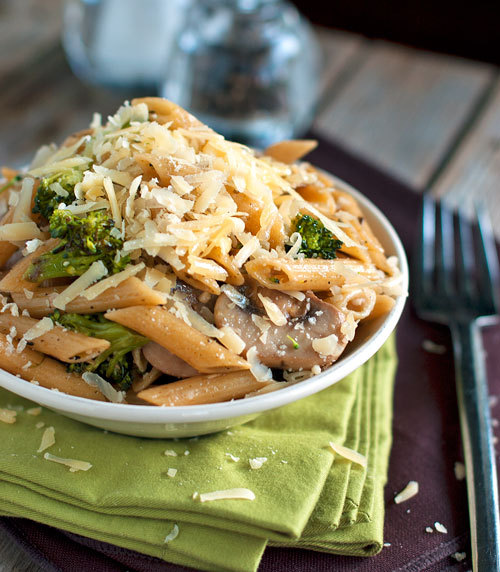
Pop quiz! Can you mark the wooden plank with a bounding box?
[314,41,495,189]
[315,27,364,104]
[431,77,500,235]
[0,0,62,78]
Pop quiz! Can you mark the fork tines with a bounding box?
[413,195,499,323]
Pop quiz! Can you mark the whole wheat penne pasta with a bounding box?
[264,139,317,164]
[137,370,271,406]
[105,305,249,373]
[11,277,166,318]
[174,265,221,295]
[0,238,59,293]
[297,184,336,218]
[337,211,395,275]
[208,247,244,286]
[336,287,376,321]
[245,257,381,291]
[0,208,18,268]
[1,167,19,180]
[131,367,162,393]
[0,314,110,362]
[0,333,105,401]
[366,294,396,320]
[132,97,203,129]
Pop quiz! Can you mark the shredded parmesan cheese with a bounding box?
[53,261,108,310]
[217,325,246,355]
[27,407,42,416]
[82,372,126,403]
[454,461,466,481]
[43,452,92,472]
[12,177,35,223]
[0,222,45,242]
[249,457,268,469]
[37,426,55,453]
[0,408,16,424]
[247,346,272,382]
[328,441,367,468]
[257,294,287,326]
[23,317,54,341]
[81,262,146,300]
[394,481,419,504]
[164,524,179,543]
[312,334,339,356]
[434,522,448,534]
[196,488,256,502]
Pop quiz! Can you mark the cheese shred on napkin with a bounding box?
[0,336,396,572]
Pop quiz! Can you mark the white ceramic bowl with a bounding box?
[0,175,408,438]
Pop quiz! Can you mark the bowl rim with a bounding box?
[0,173,409,424]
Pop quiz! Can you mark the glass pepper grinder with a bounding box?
[161,0,322,148]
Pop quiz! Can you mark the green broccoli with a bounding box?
[32,169,84,220]
[24,209,129,283]
[51,311,149,390]
[292,214,343,259]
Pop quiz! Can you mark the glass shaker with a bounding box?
[62,0,188,93]
[161,0,321,148]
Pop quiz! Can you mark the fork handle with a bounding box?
[451,321,500,572]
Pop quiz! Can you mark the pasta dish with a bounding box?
[0,98,403,406]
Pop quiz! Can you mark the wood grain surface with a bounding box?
[315,41,495,189]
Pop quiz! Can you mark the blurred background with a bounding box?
[0,0,499,235]
[292,0,500,65]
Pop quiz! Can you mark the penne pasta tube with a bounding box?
[336,287,376,321]
[0,333,105,401]
[11,277,166,318]
[131,367,162,393]
[0,208,18,268]
[297,184,336,218]
[245,257,381,291]
[0,238,59,293]
[366,294,396,320]
[132,97,203,129]
[104,305,249,374]
[137,370,271,406]
[0,314,110,363]
[264,140,317,164]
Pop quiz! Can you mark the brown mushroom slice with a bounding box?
[142,342,198,378]
[214,290,348,370]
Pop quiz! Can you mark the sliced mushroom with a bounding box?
[214,288,348,370]
[142,342,198,378]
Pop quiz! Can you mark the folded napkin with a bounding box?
[0,335,396,572]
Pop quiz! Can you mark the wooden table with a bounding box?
[0,0,499,569]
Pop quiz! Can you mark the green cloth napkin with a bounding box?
[0,335,396,572]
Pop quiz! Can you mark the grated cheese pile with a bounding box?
[394,480,419,504]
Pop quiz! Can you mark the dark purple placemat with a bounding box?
[2,134,498,572]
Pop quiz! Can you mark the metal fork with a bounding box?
[413,195,500,571]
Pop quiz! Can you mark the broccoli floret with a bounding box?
[292,214,343,259]
[51,311,149,390]
[32,169,83,220]
[24,209,129,283]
